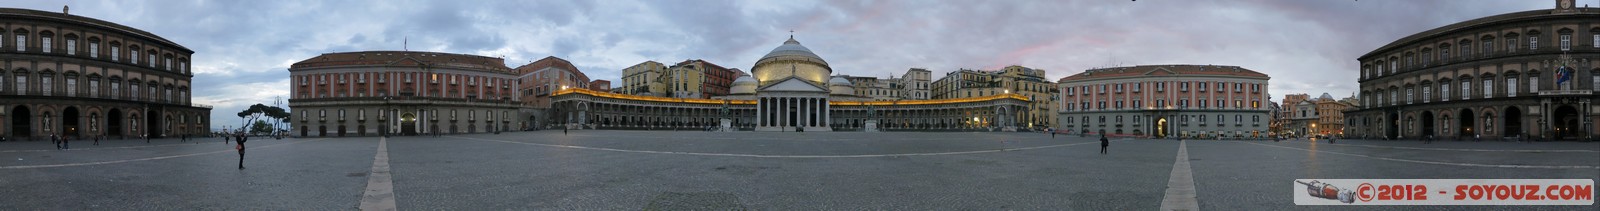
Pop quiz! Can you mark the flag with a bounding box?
[1555,65,1573,85]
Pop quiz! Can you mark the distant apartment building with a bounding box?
[588,80,611,92]
[620,61,666,96]
[515,56,589,109]
[934,65,1058,128]
[618,59,736,99]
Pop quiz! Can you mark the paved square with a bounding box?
[1,131,1596,210]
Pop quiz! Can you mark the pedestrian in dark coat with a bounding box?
[1099,134,1109,154]
[53,134,61,150]
[236,133,248,169]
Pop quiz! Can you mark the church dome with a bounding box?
[829,76,853,86]
[761,37,828,65]
[751,36,832,88]
[731,75,757,95]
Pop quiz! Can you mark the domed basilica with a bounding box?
[549,36,1031,132]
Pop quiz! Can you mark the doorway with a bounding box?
[1420,111,1435,138]
[1458,108,1476,137]
[401,112,417,136]
[1553,105,1579,140]
[63,107,80,138]
[1504,107,1523,137]
[107,109,122,137]
[11,106,31,138]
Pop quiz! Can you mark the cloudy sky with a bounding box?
[5,0,1570,129]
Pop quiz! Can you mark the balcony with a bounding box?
[1538,90,1593,96]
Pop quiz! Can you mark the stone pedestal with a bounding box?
[720,118,733,132]
[864,120,879,132]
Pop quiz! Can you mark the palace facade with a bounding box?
[287,51,524,137]
[1,8,211,139]
[1344,0,1600,140]
[1057,65,1272,139]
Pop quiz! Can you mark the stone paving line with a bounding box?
[0,138,324,169]
[1159,140,1199,211]
[1235,141,1600,169]
[448,135,1116,158]
[1254,140,1600,153]
[360,137,397,211]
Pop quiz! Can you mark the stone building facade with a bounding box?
[288,51,523,137]
[931,65,1058,129]
[1345,0,1600,140]
[1057,65,1272,139]
[1,8,210,139]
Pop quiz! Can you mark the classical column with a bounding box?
[757,98,764,127]
[823,98,830,127]
[803,98,812,127]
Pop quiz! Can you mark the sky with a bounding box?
[3,0,1571,130]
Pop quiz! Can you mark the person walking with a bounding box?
[52,134,61,150]
[564,126,569,136]
[236,133,248,169]
[94,135,100,146]
[61,134,70,150]
[1474,134,1481,142]
[1099,134,1109,155]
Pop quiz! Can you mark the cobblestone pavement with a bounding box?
[0,132,1595,210]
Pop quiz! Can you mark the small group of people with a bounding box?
[51,133,69,150]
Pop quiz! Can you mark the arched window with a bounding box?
[109,41,121,61]
[40,71,52,96]
[64,34,77,55]
[163,53,173,71]
[39,31,53,53]
[13,28,28,51]
[1557,28,1573,51]
[87,37,100,58]
[147,50,158,68]
[128,45,140,64]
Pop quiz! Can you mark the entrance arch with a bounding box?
[1553,105,1579,140]
[145,110,161,138]
[11,106,31,138]
[1504,107,1523,137]
[1458,108,1475,137]
[63,107,80,137]
[401,112,417,135]
[1386,112,1400,139]
[1419,111,1435,138]
[106,109,122,137]
[1155,117,1168,138]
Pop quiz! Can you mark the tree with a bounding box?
[237,103,270,132]
[250,119,274,134]
[237,103,289,133]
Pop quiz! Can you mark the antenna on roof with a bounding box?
[403,36,408,51]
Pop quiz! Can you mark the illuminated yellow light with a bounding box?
[552,89,1029,106]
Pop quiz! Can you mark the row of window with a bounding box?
[0,72,188,104]
[1063,81,1264,95]
[1066,98,1263,111]
[1363,75,1600,107]
[1062,114,1263,124]
[296,72,515,99]
[1365,30,1600,79]
[2,29,190,74]
[306,109,511,122]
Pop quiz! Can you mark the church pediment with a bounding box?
[758,77,827,92]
